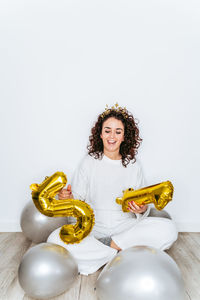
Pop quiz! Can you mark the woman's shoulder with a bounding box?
[82,153,96,163]
[77,153,96,171]
[127,158,143,172]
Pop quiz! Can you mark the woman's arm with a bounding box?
[58,156,89,201]
[128,161,150,217]
[70,156,89,201]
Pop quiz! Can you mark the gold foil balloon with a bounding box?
[30,172,95,244]
[116,181,174,211]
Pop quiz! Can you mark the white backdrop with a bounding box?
[0,0,200,231]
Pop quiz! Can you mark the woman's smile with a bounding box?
[100,117,125,159]
[107,140,116,145]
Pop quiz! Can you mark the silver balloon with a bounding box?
[149,207,172,219]
[96,246,184,300]
[18,242,78,299]
[20,201,69,243]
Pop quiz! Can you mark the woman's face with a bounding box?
[100,117,125,155]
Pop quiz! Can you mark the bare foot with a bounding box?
[110,240,122,251]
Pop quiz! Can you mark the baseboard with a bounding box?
[0,221,200,233]
[0,221,21,232]
[176,222,200,232]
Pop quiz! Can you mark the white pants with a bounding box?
[47,217,178,275]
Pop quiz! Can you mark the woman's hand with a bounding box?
[58,184,74,199]
[128,201,147,214]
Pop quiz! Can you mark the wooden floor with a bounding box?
[0,232,199,300]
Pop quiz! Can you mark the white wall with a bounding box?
[0,0,199,231]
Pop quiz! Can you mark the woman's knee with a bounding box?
[160,219,178,249]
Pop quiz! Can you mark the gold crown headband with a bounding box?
[100,103,128,119]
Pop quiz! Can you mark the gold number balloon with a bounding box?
[30,172,95,244]
[116,181,174,211]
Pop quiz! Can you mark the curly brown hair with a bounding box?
[87,108,143,167]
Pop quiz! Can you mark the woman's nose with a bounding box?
[109,131,115,138]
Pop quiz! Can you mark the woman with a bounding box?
[48,104,178,275]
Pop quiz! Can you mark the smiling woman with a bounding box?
[100,117,125,160]
[87,103,142,167]
[48,103,178,275]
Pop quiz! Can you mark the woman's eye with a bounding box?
[104,131,121,134]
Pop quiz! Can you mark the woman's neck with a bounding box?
[103,151,121,160]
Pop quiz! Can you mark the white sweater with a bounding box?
[71,154,150,236]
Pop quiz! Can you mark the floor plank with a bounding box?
[4,276,24,300]
[79,269,102,300]
[0,232,200,300]
[167,233,200,300]
[0,233,31,299]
